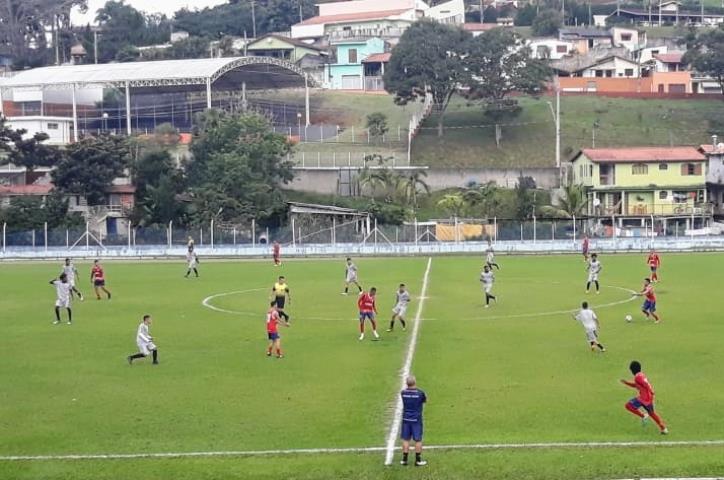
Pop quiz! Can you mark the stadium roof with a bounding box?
[0,56,315,92]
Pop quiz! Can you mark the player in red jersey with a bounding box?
[647,249,661,282]
[582,234,590,262]
[272,241,281,266]
[90,259,111,300]
[357,287,380,341]
[636,278,660,323]
[266,302,289,358]
[621,360,668,434]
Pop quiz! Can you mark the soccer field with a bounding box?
[3,253,724,479]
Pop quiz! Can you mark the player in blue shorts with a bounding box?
[399,375,427,466]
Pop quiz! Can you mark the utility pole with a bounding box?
[93,30,98,64]
[251,1,257,38]
[480,0,484,23]
[55,15,60,65]
[547,81,561,173]
[299,1,303,22]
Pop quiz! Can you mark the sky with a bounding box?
[71,0,229,25]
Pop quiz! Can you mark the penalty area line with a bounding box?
[384,257,433,466]
[4,440,724,462]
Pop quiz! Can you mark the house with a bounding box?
[570,146,710,231]
[633,40,681,64]
[557,70,692,94]
[653,52,685,72]
[527,38,575,60]
[462,23,501,37]
[4,117,75,145]
[609,26,646,51]
[325,37,387,89]
[575,55,641,78]
[691,75,723,94]
[246,34,326,62]
[559,27,613,54]
[702,138,724,218]
[611,0,724,26]
[362,52,391,91]
[291,0,464,42]
[551,46,630,77]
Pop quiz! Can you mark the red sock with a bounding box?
[649,412,665,429]
[359,323,365,333]
[625,402,644,418]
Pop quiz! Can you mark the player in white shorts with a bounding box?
[342,257,362,295]
[61,258,84,300]
[573,301,605,352]
[480,265,497,308]
[586,253,602,294]
[184,250,199,278]
[485,245,500,270]
[388,283,411,332]
[50,273,81,325]
[127,314,159,365]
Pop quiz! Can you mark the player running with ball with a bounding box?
[637,278,661,323]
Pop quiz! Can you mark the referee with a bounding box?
[400,375,427,466]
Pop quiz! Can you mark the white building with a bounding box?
[527,38,575,60]
[610,26,646,52]
[580,56,641,78]
[4,117,74,145]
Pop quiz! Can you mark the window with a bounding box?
[624,68,634,77]
[681,163,702,176]
[659,163,668,170]
[595,70,604,77]
[46,123,59,130]
[651,49,659,55]
[659,191,668,200]
[621,33,632,41]
[632,164,648,175]
[348,48,357,63]
[556,45,567,53]
[605,70,613,77]
[589,165,593,177]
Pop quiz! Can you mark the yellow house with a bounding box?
[570,147,710,225]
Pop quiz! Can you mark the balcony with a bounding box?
[327,27,406,42]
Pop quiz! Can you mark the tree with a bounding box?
[437,193,466,218]
[514,176,538,220]
[684,24,724,97]
[52,135,131,205]
[131,149,185,226]
[515,4,538,26]
[397,170,430,211]
[187,110,294,225]
[384,20,471,137]
[462,181,500,217]
[365,112,389,142]
[464,29,550,123]
[541,184,587,218]
[531,8,563,37]
[0,118,64,174]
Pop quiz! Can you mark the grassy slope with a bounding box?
[412,95,723,168]
[3,254,724,479]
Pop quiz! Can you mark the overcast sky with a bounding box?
[71,0,229,25]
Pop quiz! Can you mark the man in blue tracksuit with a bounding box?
[400,375,427,466]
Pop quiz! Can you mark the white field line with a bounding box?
[384,257,433,466]
[201,288,266,314]
[4,440,724,462]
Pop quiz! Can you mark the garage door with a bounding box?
[341,75,361,90]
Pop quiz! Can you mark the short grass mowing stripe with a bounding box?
[384,257,433,466]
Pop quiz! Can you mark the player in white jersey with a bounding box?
[127,314,159,365]
[586,253,602,294]
[50,273,81,325]
[573,301,605,352]
[388,283,411,332]
[184,250,199,278]
[485,246,500,270]
[342,257,362,295]
[61,258,84,300]
[480,265,497,308]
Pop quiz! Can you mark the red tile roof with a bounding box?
[700,144,724,155]
[654,52,684,63]
[0,184,53,195]
[106,185,136,194]
[296,8,411,26]
[580,146,706,163]
[463,23,501,32]
[362,52,391,63]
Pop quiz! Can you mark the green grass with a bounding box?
[412,95,724,168]
[2,253,724,479]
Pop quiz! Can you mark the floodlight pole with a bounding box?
[72,84,78,142]
[206,78,212,110]
[125,82,132,136]
[305,74,310,126]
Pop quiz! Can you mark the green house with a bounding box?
[246,34,325,63]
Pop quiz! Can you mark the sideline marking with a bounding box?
[384,257,433,466]
[201,288,266,314]
[4,440,724,462]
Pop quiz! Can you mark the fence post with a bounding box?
[494,217,497,244]
[572,215,577,245]
[210,220,215,249]
[200,228,203,246]
[317,152,321,168]
[233,227,237,245]
[133,227,136,247]
[414,218,419,245]
[552,222,555,241]
[66,229,69,249]
[127,222,131,249]
[85,222,89,250]
[44,222,48,251]
[320,124,324,143]
[302,151,305,168]
[348,152,351,166]
[533,216,537,244]
[690,213,694,240]
[367,129,370,144]
[1,222,5,252]
[298,226,302,245]
[292,217,296,247]
[374,218,378,246]
[612,215,616,240]
[168,220,173,248]
[252,219,256,246]
[520,224,523,242]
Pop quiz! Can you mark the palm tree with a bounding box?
[437,193,465,218]
[462,181,499,217]
[397,169,430,210]
[541,184,588,218]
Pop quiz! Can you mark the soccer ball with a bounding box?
[625,315,633,323]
